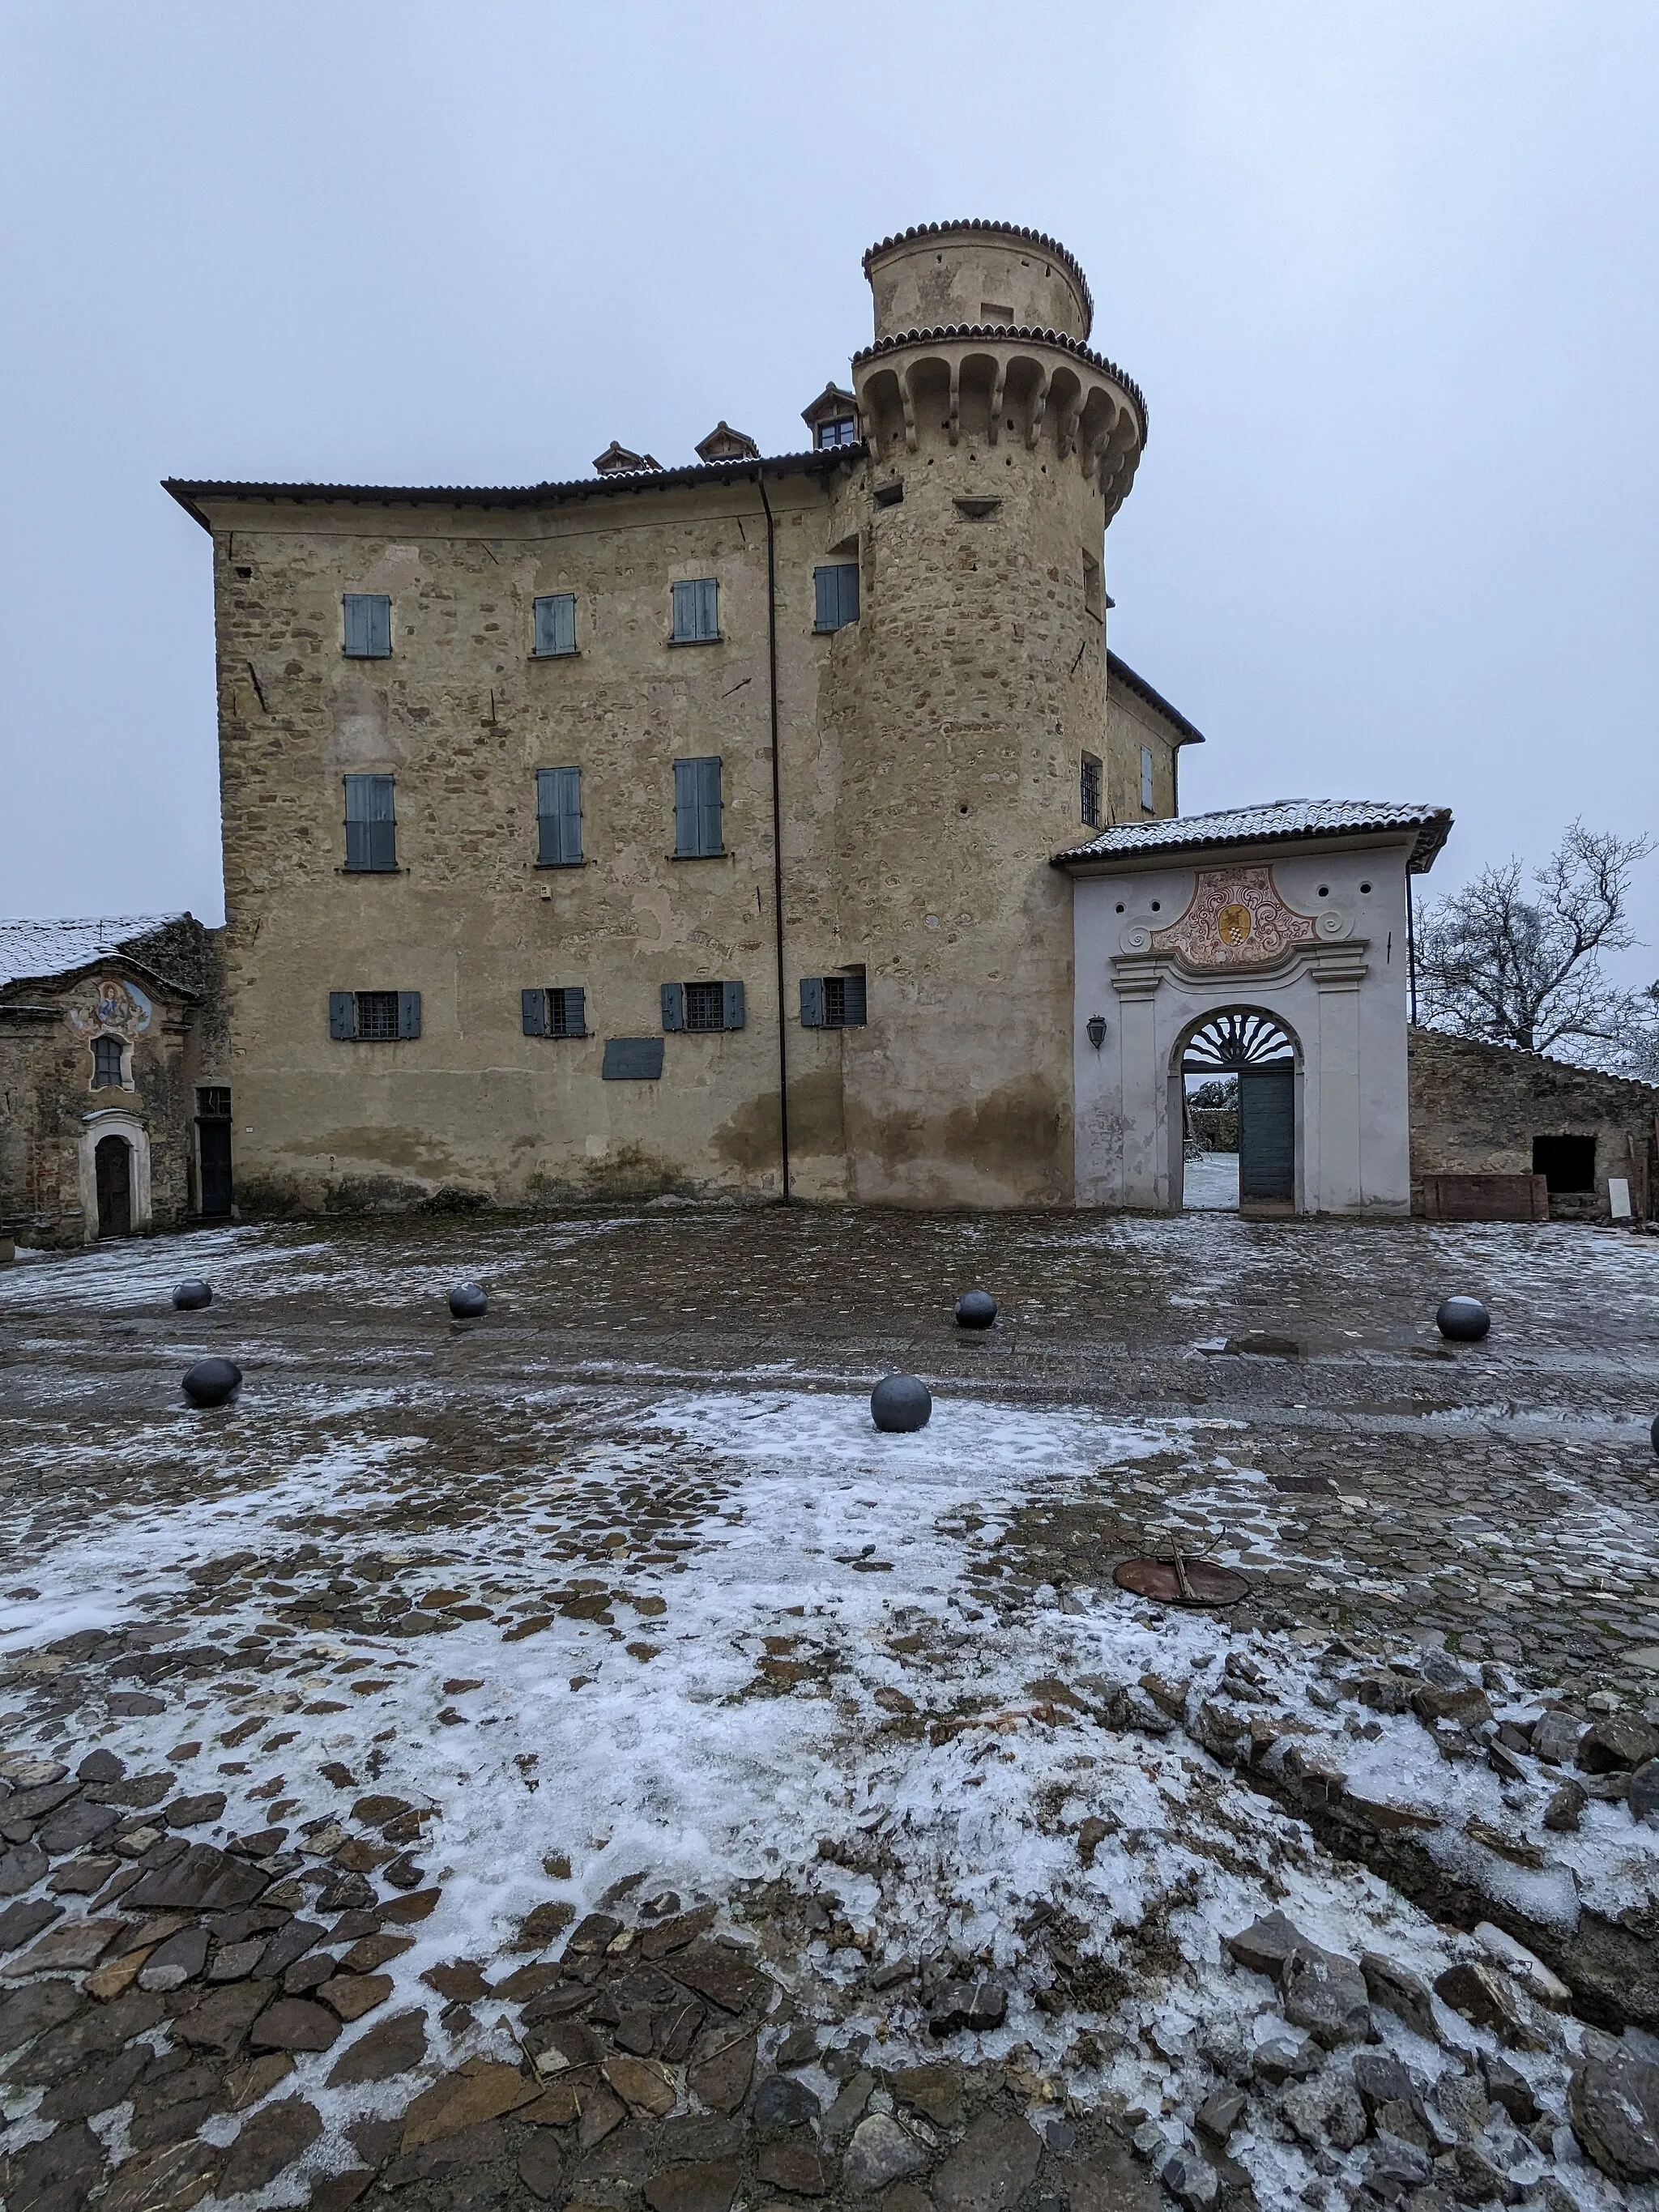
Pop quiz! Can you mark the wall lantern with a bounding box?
[1086,1015,1107,1051]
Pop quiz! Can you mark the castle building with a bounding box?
[157,219,1453,1219]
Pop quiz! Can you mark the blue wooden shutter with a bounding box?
[537,768,581,864]
[800,977,824,1027]
[343,594,392,658]
[842,970,868,1025]
[534,593,576,657]
[698,758,723,854]
[397,991,421,1039]
[673,760,697,855]
[564,986,586,1036]
[522,988,546,1036]
[661,982,684,1031]
[672,580,693,641]
[722,980,745,1031]
[813,569,835,633]
[695,578,717,638]
[329,992,355,1041]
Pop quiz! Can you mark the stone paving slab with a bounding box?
[0,1208,1655,2212]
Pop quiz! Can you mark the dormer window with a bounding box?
[801,381,860,453]
[694,422,760,463]
[593,441,663,475]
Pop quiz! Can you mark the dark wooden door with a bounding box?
[95,1136,132,1237]
[1239,1068,1294,1202]
[198,1118,232,1217]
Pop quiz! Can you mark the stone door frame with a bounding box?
[78,1109,153,1243]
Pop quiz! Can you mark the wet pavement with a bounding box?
[0,1206,1655,2212]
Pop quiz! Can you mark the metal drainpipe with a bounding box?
[1406,871,1418,1025]
[755,469,791,1204]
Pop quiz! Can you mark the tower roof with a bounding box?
[862,219,1094,340]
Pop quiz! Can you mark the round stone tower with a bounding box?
[821,220,1147,1207]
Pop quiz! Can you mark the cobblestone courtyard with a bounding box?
[0,1208,1656,2212]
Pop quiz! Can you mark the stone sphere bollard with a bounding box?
[181,1357,242,1409]
[871,1374,932,1433]
[173,1280,212,1311]
[1436,1296,1491,1343]
[448,1283,488,1319]
[954,1289,997,1330]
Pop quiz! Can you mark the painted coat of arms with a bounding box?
[1150,867,1316,968]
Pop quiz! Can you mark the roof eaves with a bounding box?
[851,326,1145,440]
[161,448,861,531]
[1107,652,1204,746]
[1051,804,1454,876]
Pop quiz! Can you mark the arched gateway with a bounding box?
[1058,799,1452,1215]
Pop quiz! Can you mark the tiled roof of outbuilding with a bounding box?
[0,915,192,989]
[163,448,855,528]
[850,326,1146,438]
[861,220,1094,336]
[1053,799,1454,874]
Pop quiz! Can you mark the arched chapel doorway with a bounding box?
[95,1134,134,1237]
[1176,1008,1299,1214]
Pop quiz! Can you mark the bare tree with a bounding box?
[1414,821,1654,1062]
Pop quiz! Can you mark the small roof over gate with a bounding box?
[1053,798,1452,874]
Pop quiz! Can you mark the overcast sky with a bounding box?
[2,3,1656,967]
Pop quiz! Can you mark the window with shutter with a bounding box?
[532,593,577,657]
[661,982,685,1032]
[671,577,719,643]
[522,988,547,1037]
[536,767,582,866]
[396,991,422,1039]
[720,980,745,1031]
[344,775,398,872]
[813,563,859,633]
[673,757,723,857]
[1141,745,1156,813]
[804,969,868,1029]
[343,594,392,658]
[329,992,356,1041]
[551,986,586,1038]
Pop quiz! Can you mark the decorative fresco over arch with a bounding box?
[63,974,153,1042]
[1149,866,1318,969]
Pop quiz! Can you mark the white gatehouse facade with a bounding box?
[1057,801,1452,1215]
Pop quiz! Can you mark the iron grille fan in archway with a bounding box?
[1182,1011,1294,1074]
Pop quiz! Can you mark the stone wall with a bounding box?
[1407,1027,1659,1221]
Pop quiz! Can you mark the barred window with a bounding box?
[1081,752,1102,829]
[684,981,724,1032]
[92,1038,124,1087]
[355,991,400,1041]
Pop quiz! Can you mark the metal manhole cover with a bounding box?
[1114,1556,1252,1608]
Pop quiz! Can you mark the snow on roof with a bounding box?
[0,914,190,990]
[1054,798,1452,873]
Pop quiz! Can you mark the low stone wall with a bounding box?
[1407,1026,1659,1221]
